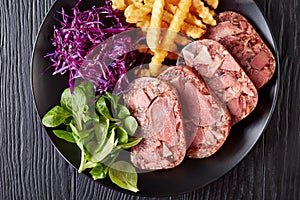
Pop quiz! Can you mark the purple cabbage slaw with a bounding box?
[45,0,139,94]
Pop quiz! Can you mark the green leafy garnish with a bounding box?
[90,163,108,180]
[41,82,141,192]
[42,106,71,127]
[124,116,138,136]
[53,130,76,143]
[109,161,139,193]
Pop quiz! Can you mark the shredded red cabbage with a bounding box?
[45,0,137,93]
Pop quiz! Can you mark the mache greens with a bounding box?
[42,81,141,192]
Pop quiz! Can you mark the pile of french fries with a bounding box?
[111,0,219,75]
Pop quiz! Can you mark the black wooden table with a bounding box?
[1,0,299,199]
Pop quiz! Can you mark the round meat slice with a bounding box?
[204,11,276,88]
[158,66,231,158]
[178,39,258,124]
[123,77,186,170]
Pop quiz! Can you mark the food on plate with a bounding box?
[149,0,193,75]
[146,0,165,52]
[203,0,218,9]
[178,39,258,124]
[112,0,219,75]
[41,0,276,193]
[136,44,179,60]
[123,77,186,169]
[158,66,231,158]
[191,0,216,25]
[45,1,136,93]
[42,82,141,192]
[204,11,276,88]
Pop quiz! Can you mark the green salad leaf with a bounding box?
[42,106,71,127]
[41,82,141,192]
[124,116,138,136]
[117,137,143,150]
[109,161,139,193]
[96,96,115,121]
[90,163,108,180]
[116,105,131,119]
[53,130,76,143]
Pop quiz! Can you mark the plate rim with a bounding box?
[30,0,280,197]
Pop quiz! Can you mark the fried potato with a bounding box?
[149,0,192,75]
[185,12,206,28]
[165,0,180,5]
[167,0,193,32]
[204,0,219,9]
[147,0,165,52]
[181,23,206,39]
[114,0,219,75]
[192,0,216,25]
[124,2,153,23]
[111,0,127,11]
[144,0,155,4]
[164,3,206,28]
[162,10,206,39]
[136,44,179,60]
[136,15,151,31]
[113,0,147,11]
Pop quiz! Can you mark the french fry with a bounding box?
[136,15,151,31]
[149,0,192,75]
[160,0,193,49]
[136,44,179,60]
[144,0,155,4]
[192,0,216,25]
[111,0,127,11]
[162,10,206,39]
[124,2,153,23]
[164,3,206,28]
[112,0,145,11]
[161,21,169,28]
[204,0,219,9]
[115,0,219,76]
[181,23,206,39]
[185,12,206,28]
[147,0,165,52]
[165,0,180,5]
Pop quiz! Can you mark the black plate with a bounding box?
[31,0,279,197]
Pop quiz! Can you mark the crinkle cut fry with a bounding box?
[111,0,127,10]
[192,0,216,25]
[147,0,165,52]
[164,3,206,29]
[149,0,192,75]
[204,0,219,9]
[124,1,154,23]
[112,0,147,11]
[162,10,206,39]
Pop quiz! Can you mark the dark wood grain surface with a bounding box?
[0,0,299,199]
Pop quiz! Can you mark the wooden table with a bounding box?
[1,0,299,199]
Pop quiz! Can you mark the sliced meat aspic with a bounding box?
[204,11,276,88]
[123,77,186,170]
[158,66,231,158]
[178,39,258,124]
